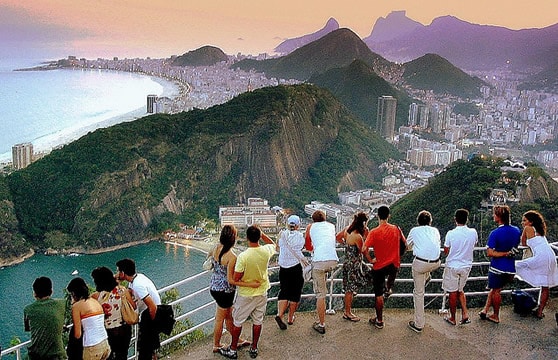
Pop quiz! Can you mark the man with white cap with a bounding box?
[275,214,307,330]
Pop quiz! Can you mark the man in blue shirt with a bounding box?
[478,205,520,323]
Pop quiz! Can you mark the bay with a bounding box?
[0,241,209,349]
[0,60,177,162]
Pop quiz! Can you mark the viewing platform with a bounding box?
[176,305,558,360]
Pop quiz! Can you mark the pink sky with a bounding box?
[1,0,557,59]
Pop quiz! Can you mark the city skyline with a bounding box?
[1,0,557,61]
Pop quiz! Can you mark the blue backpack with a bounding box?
[511,289,538,315]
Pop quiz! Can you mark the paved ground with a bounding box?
[174,303,558,360]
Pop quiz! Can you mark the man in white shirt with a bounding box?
[441,209,478,325]
[406,210,441,333]
[116,258,161,360]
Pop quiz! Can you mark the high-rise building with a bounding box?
[376,96,397,142]
[147,94,158,113]
[408,103,419,126]
[12,142,33,170]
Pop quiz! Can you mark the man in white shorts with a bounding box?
[441,209,478,325]
[219,225,275,360]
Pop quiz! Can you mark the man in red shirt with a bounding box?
[363,206,405,329]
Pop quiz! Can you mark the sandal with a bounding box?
[237,339,251,348]
[478,311,487,320]
[459,318,471,325]
[343,313,361,322]
[212,345,225,353]
[443,316,456,326]
[369,317,384,329]
[288,315,295,325]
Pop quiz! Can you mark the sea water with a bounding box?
[0,59,176,162]
[0,241,210,349]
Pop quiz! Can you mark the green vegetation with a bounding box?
[310,59,415,130]
[171,46,228,67]
[3,84,397,256]
[403,54,486,99]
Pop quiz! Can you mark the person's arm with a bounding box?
[227,255,259,288]
[24,313,30,332]
[443,246,450,256]
[304,224,314,251]
[143,295,157,320]
[335,228,347,244]
[71,304,82,339]
[487,248,513,258]
[362,231,375,263]
[260,230,275,246]
[521,226,535,246]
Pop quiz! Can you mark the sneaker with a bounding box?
[218,347,238,359]
[408,321,423,333]
[369,317,384,329]
[249,347,259,359]
[312,322,326,334]
[383,287,393,299]
[275,315,287,330]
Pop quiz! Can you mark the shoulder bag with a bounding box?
[119,286,139,325]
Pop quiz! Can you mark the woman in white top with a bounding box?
[275,215,307,330]
[67,277,111,360]
[516,210,558,319]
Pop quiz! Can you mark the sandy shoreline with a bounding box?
[0,72,182,164]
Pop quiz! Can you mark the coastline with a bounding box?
[0,69,183,164]
[0,248,35,268]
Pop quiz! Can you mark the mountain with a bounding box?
[274,17,340,55]
[365,14,558,72]
[402,54,486,99]
[518,60,558,92]
[233,28,392,81]
[367,10,424,43]
[5,84,399,253]
[309,59,414,129]
[171,45,228,67]
[0,177,28,260]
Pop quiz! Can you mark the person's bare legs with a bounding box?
[488,288,502,322]
[213,306,227,348]
[536,287,550,317]
[277,299,288,320]
[375,295,384,322]
[481,289,494,315]
[288,301,298,323]
[458,291,469,321]
[251,324,262,350]
[344,291,355,316]
[317,297,326,324]
[447,291,458,323]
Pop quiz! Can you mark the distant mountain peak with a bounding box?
[274,17,340,55]
[366,10,424,43]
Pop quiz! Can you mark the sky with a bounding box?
[1,0,557,61]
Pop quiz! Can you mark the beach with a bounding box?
[0,71,182,165]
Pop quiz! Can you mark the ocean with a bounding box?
[0,241,210,349]
[0,59,205,349]
[0,59,178,163]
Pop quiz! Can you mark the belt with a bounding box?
[415,256,439,263]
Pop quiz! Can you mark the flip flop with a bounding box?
[478,312,487,320]
[459,318,471,325]
[343,314,361,322]
[237,340,251,348]
[487,316,500,324]
[288,315,295,325]
[444,316,456,325]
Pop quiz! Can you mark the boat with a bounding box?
[71,270,79,275]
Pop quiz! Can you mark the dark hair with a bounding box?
[523,210,546,236]
[493,205,510,225]
[66,277,90,301]
[377,206,390,220]
[246,225,261,243]
[454,209,469,225]
[91,266,118,292]
[312,210,326,222]
[33,277,53,298]
[219,225,237,264]
[417,210,432,226]
[347,212,369,236]
[116,258,136,276]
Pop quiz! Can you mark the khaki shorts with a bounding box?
[442,266,471,292]
[232,294,268,327]
[83,339,111,360]
[312,260,338,299]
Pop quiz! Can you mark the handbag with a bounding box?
[119,286,139,325]
[202,256,214,271]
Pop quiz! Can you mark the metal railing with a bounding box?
[3,242,556,359]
